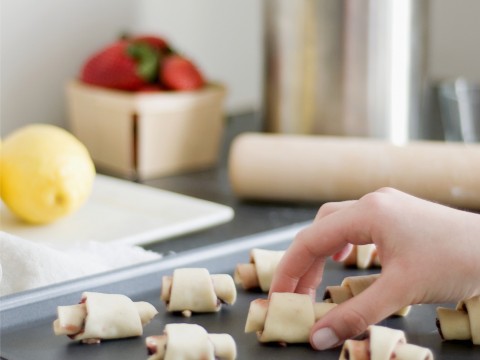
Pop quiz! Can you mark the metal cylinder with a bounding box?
[262,0,430,144]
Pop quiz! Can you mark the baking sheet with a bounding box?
[1,223,478,360]
[0,174,234,248]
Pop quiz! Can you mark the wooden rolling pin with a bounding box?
[228,132,480,209]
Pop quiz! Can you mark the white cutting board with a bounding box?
[0,175,234,248]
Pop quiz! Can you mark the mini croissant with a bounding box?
[436,294,480,345]
[234,248,285,292]
[324,274,411,317]
[146,323,236,360]
[339,325,433,360]
[161,268,236,317]
[245,292,337,344]
[53,292,157,344]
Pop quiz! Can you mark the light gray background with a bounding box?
[1,0,479,136]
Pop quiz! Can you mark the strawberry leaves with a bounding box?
[127,42,159,83]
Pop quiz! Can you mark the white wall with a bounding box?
[1,0,137,136]
[1,0,479,136]
[132,0,263,114]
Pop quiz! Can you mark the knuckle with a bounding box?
[376,187,397,195]
[295,227,309,243]
[315,202,338,219]
[359,190,392,216]
[338,307,371,339]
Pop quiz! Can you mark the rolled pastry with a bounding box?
[436,294,480,344]
[323,274,411,317]
[234,248,285,292]
[53,292,158,344]
[146,323,237,360]
[343,244,381,269]
[161,268,236,316]
[245,292,337,344]
[339,325,434,360]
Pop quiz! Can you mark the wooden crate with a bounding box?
[67,81,226,179]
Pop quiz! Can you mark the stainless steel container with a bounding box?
[438,78,480,143]
[262,0,430,144]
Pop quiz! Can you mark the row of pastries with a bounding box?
[53,248,479,359]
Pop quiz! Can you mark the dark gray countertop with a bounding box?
[141,112,321,254]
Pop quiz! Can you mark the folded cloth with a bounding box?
[0,231,161,297]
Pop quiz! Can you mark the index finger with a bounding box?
[268,229,326,295]
[269,201,371,295]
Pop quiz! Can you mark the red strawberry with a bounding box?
[80,40,159,91]
[131,35,170,53]
[160,54,205,91]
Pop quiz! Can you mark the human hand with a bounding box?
[269,187,480,350]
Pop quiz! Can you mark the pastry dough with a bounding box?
[53,292,158,343]
[161,268,236,316]
[245,292,337,344]
[339,325,434,360]
[324,274,411,317]
[234,248,285,292]
[436,294,480,344]
[343,244,381,269]
[146,323,236,360]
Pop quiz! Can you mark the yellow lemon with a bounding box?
[0,124,95,224]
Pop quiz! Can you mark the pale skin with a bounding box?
[269,187,480,350]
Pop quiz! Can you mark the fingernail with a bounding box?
[312,328,339,350]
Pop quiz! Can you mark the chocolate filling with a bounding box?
[436,318,445,340]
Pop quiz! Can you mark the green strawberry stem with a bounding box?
[127,43,159,83]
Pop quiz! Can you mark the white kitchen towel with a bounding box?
[0,231,161,296]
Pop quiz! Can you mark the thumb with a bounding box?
[310,274,409,350]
